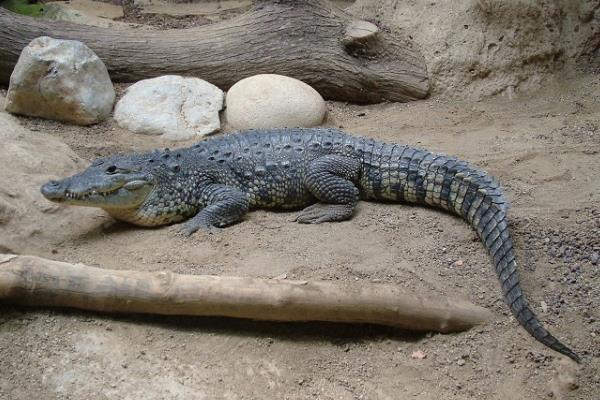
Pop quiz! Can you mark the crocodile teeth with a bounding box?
[65,188,117,200]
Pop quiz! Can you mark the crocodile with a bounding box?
[41,127,580,362]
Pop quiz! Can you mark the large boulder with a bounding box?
[5,36,115,125]
[225,74,326,130]
[0,109,99,254]
[114,75,224,141]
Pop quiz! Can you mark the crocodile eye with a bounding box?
[105,165,117,174]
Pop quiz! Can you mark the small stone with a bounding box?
[540,301,548,313]
[411,350,426,359]
[225,74,326,130]
[456,359,466,366]
[6,36,115,125]
[590,252,599,265]
[453,260,464,267]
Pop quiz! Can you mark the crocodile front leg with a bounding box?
[296,155,361,224]
[181,184,249,235]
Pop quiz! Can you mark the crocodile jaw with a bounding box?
[41,178,153,210]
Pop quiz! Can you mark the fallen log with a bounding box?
[0,254,492,333]
[0,0,429,103]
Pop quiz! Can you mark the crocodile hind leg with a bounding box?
[296,155,361,224]
[181,184,249,235]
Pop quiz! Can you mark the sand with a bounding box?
[0,1,599,398]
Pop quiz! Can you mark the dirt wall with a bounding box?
[348,0,600,99]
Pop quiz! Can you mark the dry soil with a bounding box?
[1,0,599,397]
[0,72,599,399]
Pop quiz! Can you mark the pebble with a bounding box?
[411,350,427,359]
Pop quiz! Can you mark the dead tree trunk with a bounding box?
[0,0,429,103]
[0,254,492,333]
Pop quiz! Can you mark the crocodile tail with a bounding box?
[361,143,579,361]
[458,172,581,362]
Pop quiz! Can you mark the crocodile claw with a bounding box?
[178,221,220,236]
[295,203,354,224]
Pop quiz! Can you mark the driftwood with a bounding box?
[0,0,429,103]
[0,254,492,333]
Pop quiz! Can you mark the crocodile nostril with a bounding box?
[41,180,65,199]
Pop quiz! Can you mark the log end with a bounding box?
[342,20,380,46]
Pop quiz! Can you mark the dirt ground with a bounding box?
[1,0,600,397]
[0,70,598,399]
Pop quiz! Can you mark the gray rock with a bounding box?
[114,75,224,141]
[5,36,115,125]
[225,74,326,130]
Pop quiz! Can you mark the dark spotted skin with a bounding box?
[44,128,580,362]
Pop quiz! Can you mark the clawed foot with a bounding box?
[178,221,221,236]
[295,203,354,224]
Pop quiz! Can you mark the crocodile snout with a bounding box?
[41,179,66,201]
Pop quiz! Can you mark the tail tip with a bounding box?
[564,349,581,364]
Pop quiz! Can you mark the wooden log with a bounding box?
[0,254,492,333]
[0,0,429,103]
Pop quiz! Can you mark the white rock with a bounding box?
[5,36,115,125]
[114,75,224,141]
[225,74,326,130]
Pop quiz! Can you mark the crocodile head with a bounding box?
[40,151,200,226]
[41,153,155,210]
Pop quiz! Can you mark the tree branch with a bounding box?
[0,254,491,333]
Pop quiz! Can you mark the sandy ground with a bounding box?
[0,70,598,399]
